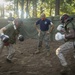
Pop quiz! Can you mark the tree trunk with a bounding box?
[55,0,60,15]
[40,0,44,15]
[21,0,24,19]
[16,0,19,18]
[33,0,37,18]
[1,4,4,18]
[1,9,3,17]
[50,3,52,16]
[26,0,29,18]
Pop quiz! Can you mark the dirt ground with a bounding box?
[0,38,75,75]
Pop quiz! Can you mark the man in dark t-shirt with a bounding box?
[7,13,15,23]
[35,13,54,55]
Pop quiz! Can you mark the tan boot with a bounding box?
[6,58,12,63]
[35,47,41,54]
[35,49,40,54]
[60,66,71,75]
[46,52,50,56]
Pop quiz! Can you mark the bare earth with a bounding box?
[0,39,75,75]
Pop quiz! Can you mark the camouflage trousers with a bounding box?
[0,38,15,60]
[56,41,75,67]
[38,31,50,51]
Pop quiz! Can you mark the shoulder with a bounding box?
[36,19,41,22]
[5,23,14,29]
[8,17,15,21]
[36,19,41,24]
[67,23,73,28]
[45,18,51,22]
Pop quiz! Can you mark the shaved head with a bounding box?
[41,13,46,17]
[41,13,46,20]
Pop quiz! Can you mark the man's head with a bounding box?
[8,13,15,22]
[60,14,70,23]
[41,13,46,20]
[14,18,23,28]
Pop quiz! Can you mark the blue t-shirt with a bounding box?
[36,18,51,31]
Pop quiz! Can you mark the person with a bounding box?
[0,18,24,63]
[35,13,54,55]
[55,14,75,74]
[7,13,15,23]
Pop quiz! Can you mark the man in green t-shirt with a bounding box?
[0,19,24,63]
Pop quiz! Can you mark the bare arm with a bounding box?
[35,23,40,33]
[0,27,7,34]
[49,23,54,33]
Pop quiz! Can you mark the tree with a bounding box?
[0,0,5,18]
[0,0,75,18]
[25,0,29,18]
[32,0,37,18]
[20,0,24,19]
[15,0,19,17]
[60,0,75,15]
[14,0,19,18]
[55,0,60,15]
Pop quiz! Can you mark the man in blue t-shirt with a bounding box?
[8,13,15,23]
[35,13,54,55]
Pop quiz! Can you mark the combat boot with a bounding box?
[6,58,12,63]
[60,66,71,75]
[46,51,50,56]
[35,47,41,54]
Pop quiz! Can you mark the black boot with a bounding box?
[60,66,71,75]
[6,58,12,63]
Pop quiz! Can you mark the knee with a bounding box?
[56,48,62,56]
[11,49,15,55]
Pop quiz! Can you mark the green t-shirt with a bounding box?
[65,22,75,41]
[4,23,20,44]
[65,20,75,29]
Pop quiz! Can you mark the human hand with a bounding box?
[46,31,49,35]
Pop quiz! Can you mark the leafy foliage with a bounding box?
[0,0,75,18]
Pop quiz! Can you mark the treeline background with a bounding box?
[0,0,75,18]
